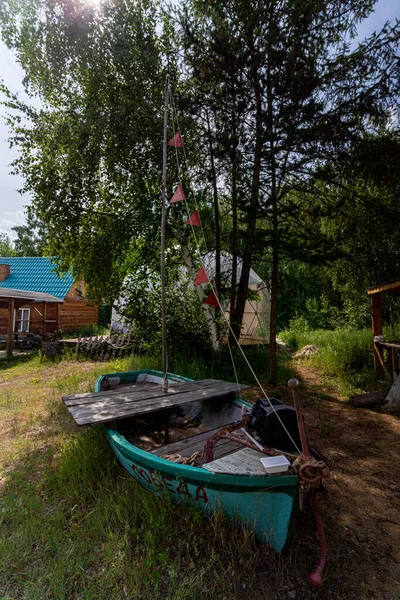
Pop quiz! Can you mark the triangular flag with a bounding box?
[203,291,219,308]
[185,210,202,227]
[167,131,184,148]
[170,183,186,203]
[194,266,209,286]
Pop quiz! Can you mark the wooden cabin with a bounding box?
[0,257,98,337]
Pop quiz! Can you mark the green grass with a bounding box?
[169,345,294,388]
[279,325,394,396]
[1,352,295,600]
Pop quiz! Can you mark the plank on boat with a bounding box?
[202,447,268,475]
[62,379,249,426]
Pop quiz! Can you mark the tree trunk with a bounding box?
[266,20,278,385]
[269,233,278,384]
[230,39,263,341]
[206,111,221,301]
[229,108,239,345]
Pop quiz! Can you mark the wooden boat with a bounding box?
[63,368,299,553]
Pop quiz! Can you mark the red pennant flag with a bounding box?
[185,210,202,227]
[194,266,209,286]
[167,131,184,148]
[170,183,186,203]
[203,291,219,308]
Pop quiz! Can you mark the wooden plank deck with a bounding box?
[62,379,249,426]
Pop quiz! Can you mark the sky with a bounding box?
[0,0,399,240]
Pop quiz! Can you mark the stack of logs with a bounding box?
[74,333,137,360]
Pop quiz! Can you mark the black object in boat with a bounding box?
[249,398,302,453]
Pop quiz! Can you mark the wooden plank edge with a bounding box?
[62,378,224,403]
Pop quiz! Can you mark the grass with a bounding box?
[60,324,111,339]
[0,351,302,600]
[169,345,294,388]
[279,326,393,396]
[1,341,396,598]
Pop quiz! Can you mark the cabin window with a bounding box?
[16,308,30,332]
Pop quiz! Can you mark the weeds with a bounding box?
[279,326,386,393]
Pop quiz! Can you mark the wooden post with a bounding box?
[6,298,15,357]
[56,303,61,334]
[42,302,46,338]
[391,347,396,381]
[371,293,382,378]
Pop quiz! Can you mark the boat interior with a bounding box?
[99,373,295,474]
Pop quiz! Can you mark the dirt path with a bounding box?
[294,363,400,599]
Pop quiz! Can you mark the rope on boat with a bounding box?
[309,489,328,587]
[161,451,201,466]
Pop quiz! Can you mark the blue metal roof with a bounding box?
[0,257,74,300]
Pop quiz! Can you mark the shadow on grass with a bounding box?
[0,350,40,370]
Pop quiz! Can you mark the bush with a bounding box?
[114,274,212,358]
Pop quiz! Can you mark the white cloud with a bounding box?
[0,210,26,239]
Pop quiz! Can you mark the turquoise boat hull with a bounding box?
[96,369,299,553]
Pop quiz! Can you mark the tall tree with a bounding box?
[0,0,223,348]
[0,0,168,299]
[180,0,400,380]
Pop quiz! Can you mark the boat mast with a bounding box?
[161,77,170,393]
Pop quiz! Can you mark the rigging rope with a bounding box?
[167,85,302,455]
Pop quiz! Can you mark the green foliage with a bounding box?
[180,0,400,377]
[0,232,16,256]
[116,272,211,358]
[169,345,294,388]
[1,0,400,368]
[0,0,175,303]
[98,304,112,328]
[60,324,110,339]
[11,209,48,256]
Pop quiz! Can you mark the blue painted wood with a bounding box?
[96,369,299,553]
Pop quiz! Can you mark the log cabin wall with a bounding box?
[0,300,99,335]
[59,301,98,332]
[0,302,58,335]
[59,284,98,332]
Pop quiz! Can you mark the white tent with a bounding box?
[201,252,270,343]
